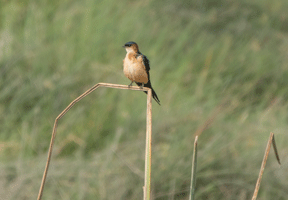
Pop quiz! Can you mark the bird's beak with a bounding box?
[122,46,126,48]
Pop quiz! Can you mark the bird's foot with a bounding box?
[140,83,144,89]
[128,81,134,87]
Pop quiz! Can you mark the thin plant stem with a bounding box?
[37,83,151,200]
[251,132,275,200]
[144,89,152,200]
[189,136,198,200]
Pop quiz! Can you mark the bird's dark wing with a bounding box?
[142,54,150,74]
[136,53,160,105]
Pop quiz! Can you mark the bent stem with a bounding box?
[37,83,151,200]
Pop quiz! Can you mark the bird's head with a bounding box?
[123,41,139,53]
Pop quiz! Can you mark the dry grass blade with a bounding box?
[37,83,152,200]
[189,136,198,200]
[272,134,281,165]
[251,132,275,200]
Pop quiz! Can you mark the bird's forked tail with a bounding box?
[136,81,160,105]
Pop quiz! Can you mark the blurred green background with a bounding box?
[1,0,288,199]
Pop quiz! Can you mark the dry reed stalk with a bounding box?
[189,136,198,200]
[144,89,152,200]
[251,132,280,200]
[37,83,152,200]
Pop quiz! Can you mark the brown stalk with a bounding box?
[37,83,152,200]
[144,89,152,200]
[251,132,280,200]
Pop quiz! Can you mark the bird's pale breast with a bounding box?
[123,53,148,84]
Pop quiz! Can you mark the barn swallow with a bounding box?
[123,41,160,105]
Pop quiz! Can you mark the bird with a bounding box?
[123,41,160,105]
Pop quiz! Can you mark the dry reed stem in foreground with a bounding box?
[37,83,152,200]
[144,89,152,200]
[251,132,281,200]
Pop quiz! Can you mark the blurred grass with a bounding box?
[1,0,288,199]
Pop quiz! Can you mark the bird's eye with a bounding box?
[128,44,131,47]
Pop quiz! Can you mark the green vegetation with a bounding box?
[1,0,288,199]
